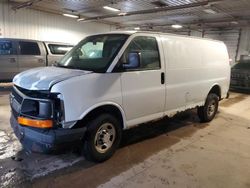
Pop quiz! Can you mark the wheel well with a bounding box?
[73,105,124,129]
[209,85,221,100]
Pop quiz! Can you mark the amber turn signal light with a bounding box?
[18,117,53,128]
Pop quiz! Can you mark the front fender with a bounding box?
[79,102,127,129]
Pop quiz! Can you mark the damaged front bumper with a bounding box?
[10,114,86,153]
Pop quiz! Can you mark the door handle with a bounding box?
[161,72,165,84]
[9,58,16,63]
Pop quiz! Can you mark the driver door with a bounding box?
[119,35,166,126]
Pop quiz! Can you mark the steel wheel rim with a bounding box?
[207,100,216,117]
[94,123,116,153]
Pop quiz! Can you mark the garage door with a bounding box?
[203,29,240,64]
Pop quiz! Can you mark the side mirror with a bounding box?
[123,52,140,69]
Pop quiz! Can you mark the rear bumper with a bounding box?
[10,115,86,153]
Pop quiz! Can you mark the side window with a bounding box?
[0,40,15,55]
[123,36,160,70]
[48,44,73,55]
[19,41,41,55]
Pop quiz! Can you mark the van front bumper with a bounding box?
[10,115,86,153]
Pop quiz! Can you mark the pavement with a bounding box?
[0,85,250,188]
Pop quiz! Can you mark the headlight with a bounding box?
[21,99,53,119]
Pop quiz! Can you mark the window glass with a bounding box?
[239,55,250,63]
[58,34,128,72]
[19,41,40,55]
[48,44,73,55]
[123,36,160,70]
[232,63,250,70]
[0,41,14,55]
[80,42,104,58]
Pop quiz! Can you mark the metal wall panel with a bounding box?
[237,27,250,60]
[0,1,112,44]
[204,30,240,64]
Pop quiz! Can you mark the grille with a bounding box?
[11,106,19,119]
[231,73,248,80]
[230,80,250,88]
[11,87,23,104]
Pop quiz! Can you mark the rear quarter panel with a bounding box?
[161,34,230,114]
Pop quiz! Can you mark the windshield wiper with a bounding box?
[54,62,99,72]
[56,64,77,69]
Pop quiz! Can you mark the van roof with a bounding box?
[91,30,224,44]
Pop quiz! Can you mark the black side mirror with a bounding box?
[123,52,141,69]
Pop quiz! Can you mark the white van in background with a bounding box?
[10,31,230,162]
[0,38,73,81]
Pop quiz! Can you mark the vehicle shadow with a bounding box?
[120,109,201,147]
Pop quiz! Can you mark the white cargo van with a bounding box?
[10,31,230,162]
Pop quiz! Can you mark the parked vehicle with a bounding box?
[9,31,230,162]
[0,38,73,81]
[230,55,250,90]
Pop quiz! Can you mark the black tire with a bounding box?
[197,93,219,122]
[83,114,122,162]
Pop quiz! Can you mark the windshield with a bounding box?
[57,34,129,72]
[232,62,250,70]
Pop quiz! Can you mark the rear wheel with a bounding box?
[83,114,122,162]
[198,93,219,122]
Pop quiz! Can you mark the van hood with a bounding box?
[13,67,92,90]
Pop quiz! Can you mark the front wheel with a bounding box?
[198,93,219,122]
[82,114,122,162]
